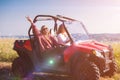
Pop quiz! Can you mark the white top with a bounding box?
[57,33,70,46]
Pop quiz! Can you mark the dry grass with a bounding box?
[0,38,18,62]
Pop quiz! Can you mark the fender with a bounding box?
[64,43,92,63]
[14,40,32,51]
[63,40,109,63]
[13,40,32,57]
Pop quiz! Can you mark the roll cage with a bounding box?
[28,15,89,47]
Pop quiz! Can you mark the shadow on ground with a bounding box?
[0,62,72,80]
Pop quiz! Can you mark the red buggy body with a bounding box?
[12,15,117,80]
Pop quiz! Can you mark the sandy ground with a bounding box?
[0,62,118,80]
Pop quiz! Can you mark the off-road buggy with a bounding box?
[12,15,117,80]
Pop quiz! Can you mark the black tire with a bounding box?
[73,60,100,80]
[104,59,117,77]
[12,57,31,77]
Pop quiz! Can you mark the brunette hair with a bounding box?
[57,24,65,34]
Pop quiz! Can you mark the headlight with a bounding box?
[93,50,104,58]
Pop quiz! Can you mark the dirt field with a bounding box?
[0,62,119,80]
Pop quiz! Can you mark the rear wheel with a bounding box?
[73,60,100,80]
[12,57,32,77]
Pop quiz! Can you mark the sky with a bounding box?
[0,0,120,36]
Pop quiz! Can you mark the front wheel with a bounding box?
[73,60,100,80]
[104,59,117,77]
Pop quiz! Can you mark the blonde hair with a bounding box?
[40,25,47,34]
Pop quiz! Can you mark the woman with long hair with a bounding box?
[57,24,70,46]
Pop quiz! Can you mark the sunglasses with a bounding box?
[43,28,48,31]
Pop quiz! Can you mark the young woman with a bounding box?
[57,24,70,46]
[26,16,59,52]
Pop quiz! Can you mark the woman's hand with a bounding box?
[26,16,33,24]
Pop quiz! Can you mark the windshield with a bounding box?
[65,21,89,42]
